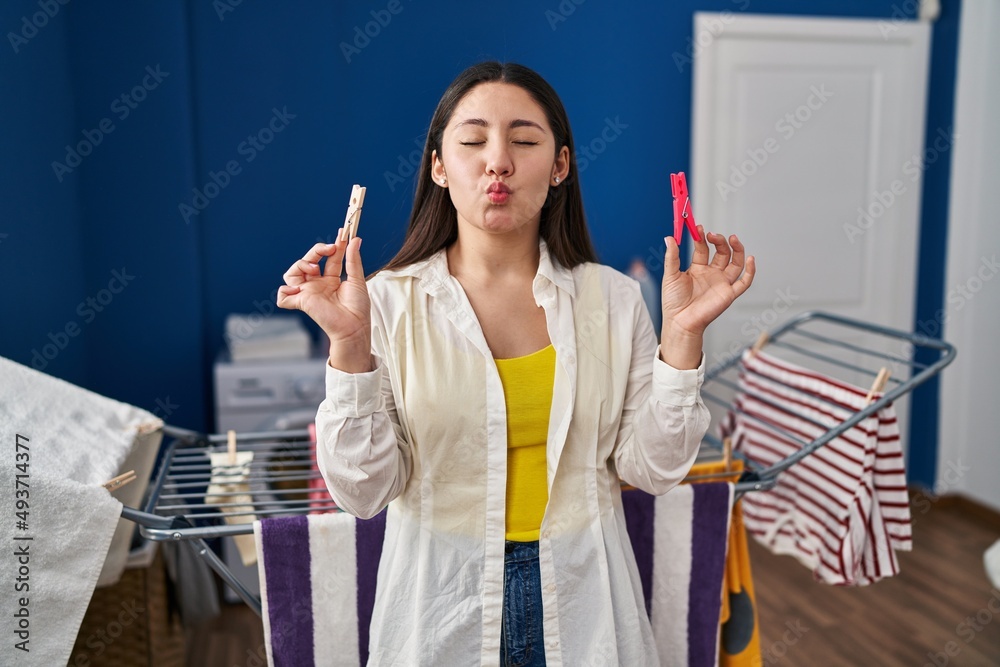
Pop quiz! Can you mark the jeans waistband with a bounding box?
[504,540,540,563]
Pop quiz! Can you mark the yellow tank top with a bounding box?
[494,344,555,542]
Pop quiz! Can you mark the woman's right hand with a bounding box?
[277,230,373,373]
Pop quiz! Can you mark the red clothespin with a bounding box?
[671,172,701,245]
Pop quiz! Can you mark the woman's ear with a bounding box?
[431,149,447,187]
[552,145,570,185]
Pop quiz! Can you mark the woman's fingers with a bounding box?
[662,235,681,278]
[278,237,367,330]
[732,255,756,298]
[723,234,747,283]
[324,228,348,278]
[344,236,366,281]
[282,259,322,286]
[283,242,337,285]
[301,241,338,264]
[707,232,732,271]
[690,225,710,265]
[276,284,301,310]
[702,231,749,286]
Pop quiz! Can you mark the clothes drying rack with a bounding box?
[118,311,955,616]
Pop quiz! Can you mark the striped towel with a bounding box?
[723,350,912,585]
[257,490,730,667]
[254,510,386,667]
[686,460,761,667]
[622,482,734,667]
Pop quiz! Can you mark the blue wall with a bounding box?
[2,0,952,482]
[907,1,963,488]
[65,2,206,430]
[1,0,87,385]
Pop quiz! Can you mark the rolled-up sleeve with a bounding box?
[612,282,710,495]
[650,348,705,407]
[315,315,412,519]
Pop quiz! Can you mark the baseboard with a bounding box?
[909,486,1000,532]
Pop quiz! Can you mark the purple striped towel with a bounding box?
[622,482,735,667]
[254,485,730,667]
[253,509,386,667]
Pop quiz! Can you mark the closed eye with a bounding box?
[458,141,540,146]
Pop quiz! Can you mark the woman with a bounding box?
[277,62,755,666]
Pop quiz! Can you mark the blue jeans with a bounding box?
[501,540,547,667]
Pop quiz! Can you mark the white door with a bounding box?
[691,13,931,456]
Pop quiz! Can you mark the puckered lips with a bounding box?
[486,181,511,204]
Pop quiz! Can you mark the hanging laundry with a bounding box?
[718,499,760,666]
[0,356,163,666]
[622,481,734,667]
[205,431,257,567]
[685,459,762,667]
[722,350,912,586]
[254,509,386,667]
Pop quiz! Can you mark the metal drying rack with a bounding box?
[693,311,955,494]
[119,311,955,616]
[121,427,332,614]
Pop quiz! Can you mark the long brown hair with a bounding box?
[379,62,597,273]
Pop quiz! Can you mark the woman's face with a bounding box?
[432,82,569,238]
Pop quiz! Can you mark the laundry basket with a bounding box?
[69,542,184,667]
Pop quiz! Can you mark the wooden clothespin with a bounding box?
[749,331,769,358]
[101,469,137,491]
[670,172,701,245]
[227,429,237,466]
[341,184,367,241]
[722,437,733,472]
[864,367,891,405]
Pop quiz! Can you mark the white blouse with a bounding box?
[316,240,709,666]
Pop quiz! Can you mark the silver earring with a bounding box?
[440,177,446,184]
[554,176,560,184]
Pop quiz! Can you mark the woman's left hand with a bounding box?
[659,226,755,368]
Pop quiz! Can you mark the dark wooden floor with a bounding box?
[751,497,1000,666]
[185,496,1000,666]
[184,595,264,667]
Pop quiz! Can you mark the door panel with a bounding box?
[691,14,930,455]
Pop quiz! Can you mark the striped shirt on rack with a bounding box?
[721,350,912,586]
